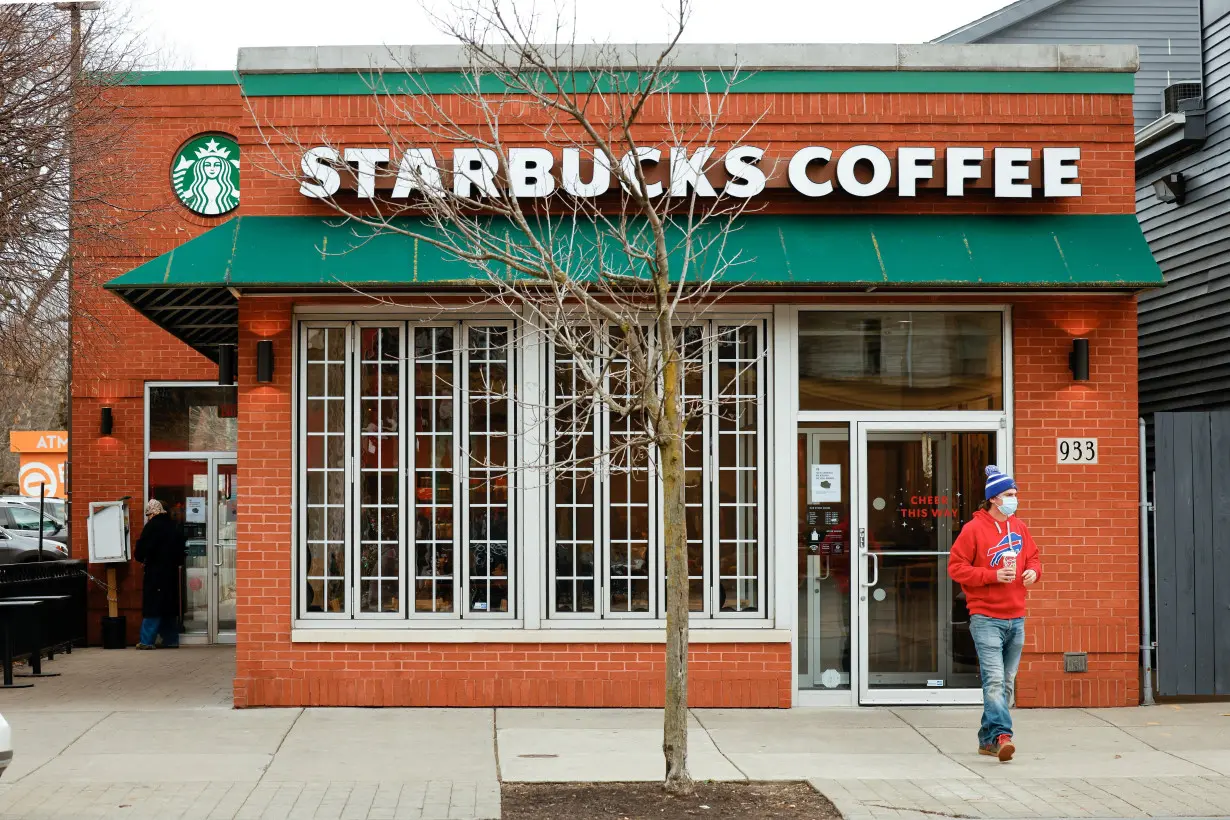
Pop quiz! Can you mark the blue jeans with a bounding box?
[139,617,179,647]
[969,614,1025,746]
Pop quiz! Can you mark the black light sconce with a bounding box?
[1069,338,1090,381]
[218,345,236,386]
[100,406,114,436]
[1153,172,1186,206]
[256,340,274,383]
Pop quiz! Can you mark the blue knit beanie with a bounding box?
[984,465,1017,500]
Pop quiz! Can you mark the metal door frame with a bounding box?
[210,458,237,644]
[855,419,1001,706]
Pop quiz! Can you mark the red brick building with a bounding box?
[74,43,1161,708]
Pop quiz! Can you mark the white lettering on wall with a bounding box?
[343,148,389,199]
[787,146,834,198]
[722,145,766,198]
[508,147,555,198]
[298,143,1085,201]
[453,148,499,197]
[669,146,717,198]
[561,148,612,197]
[620,147,663,198]
[994,147,1033,198]
[1043,147,1082,197]
[300,147,342,198]
[391,148,443,198]
[946,147,984,197]
[836,145,892,198]
[896,147,935,198]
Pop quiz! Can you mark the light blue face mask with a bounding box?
[997,496,1019,517]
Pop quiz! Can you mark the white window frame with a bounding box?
[296,317,520,624]
[547,316,771,625]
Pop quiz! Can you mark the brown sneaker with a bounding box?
[978,740,1000,756]
[996,733,1015,762]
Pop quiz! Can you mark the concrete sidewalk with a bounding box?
[2,648,1230,819]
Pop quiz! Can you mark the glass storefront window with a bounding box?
[798,311,1003,411]
[797,423,851,691]
[149,386,239,451]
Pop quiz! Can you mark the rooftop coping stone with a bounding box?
[236,43,1139,75]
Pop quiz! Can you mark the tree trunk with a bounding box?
[659,343,693,795]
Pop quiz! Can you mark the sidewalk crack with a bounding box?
[11,709,113,784]
[690,709,748,780]
[492,707,503,783]
[862,802,975,818]
[1081,707,1224,777]
[888,708,983,778]
[258,707,304,784]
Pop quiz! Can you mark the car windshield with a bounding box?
[7,505,62,532]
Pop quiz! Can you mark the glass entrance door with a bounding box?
[147,457,236,644]
[856,424,1001,705]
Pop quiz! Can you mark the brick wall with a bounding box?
[1012,296,1141,707]
[78,81,1143,705]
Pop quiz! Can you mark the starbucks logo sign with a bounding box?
[172,134,239,216]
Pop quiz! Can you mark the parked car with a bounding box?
[0,528,69,564]
[0,712,10,778]
[0,500,68,548]
[0,495,66,523]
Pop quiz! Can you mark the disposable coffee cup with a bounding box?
[1005,556,1018,579]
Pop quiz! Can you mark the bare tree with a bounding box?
[0,2,171,493]
[252,0,767,793]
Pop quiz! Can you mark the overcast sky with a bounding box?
[126,0,1018,71]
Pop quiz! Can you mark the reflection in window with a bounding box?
[799,312,1002,411]
[298,321,517,620]
[547,321,766,620]
[358,327,402,614]
[303,326,348,614]
[149,386,238,452]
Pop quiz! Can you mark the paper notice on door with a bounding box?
[185,497,206,523]
[809,464,841,504]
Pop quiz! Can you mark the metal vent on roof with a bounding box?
[1163,82,1203,115]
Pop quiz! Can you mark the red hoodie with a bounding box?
[947,508,1042,620]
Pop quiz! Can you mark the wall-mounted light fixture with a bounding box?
[1153,172,1186,206]
[1069,338,1090,382]
[100,406,114,436]
[256,340,274,383]
[218,345,236,386]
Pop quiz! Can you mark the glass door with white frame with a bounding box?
[856,423,1001,705]
[212,460,238,642]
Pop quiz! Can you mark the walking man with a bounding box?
[948,465,1041,762]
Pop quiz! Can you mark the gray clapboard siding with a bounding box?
[944,0,1201,128]
[1138,9,1230,415]
[1154,410,1230,696]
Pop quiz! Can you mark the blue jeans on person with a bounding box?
[969,614,1025,746]
[138,617,179,647]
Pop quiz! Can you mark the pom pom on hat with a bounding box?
[984,465,1017,500]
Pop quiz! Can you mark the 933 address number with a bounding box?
[1057,438,1097,464]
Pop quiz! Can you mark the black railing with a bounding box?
[0,559,88,654]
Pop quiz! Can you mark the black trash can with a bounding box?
[101,615,126,649]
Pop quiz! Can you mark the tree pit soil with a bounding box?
[501,781,841,820]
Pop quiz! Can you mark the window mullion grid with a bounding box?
[453,324,466,618]
[343,323,355,618]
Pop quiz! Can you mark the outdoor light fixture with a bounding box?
[100,406,113,436]
[1153,172,1186,206]
[256,340,274,383]
[1069,338,1090,381]
[218,344,236,386]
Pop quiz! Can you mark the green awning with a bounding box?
[105,213,1162,357]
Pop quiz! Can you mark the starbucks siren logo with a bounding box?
[172,134,240,216]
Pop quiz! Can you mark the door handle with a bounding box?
[866,551,880,588]
[818,556,831,581]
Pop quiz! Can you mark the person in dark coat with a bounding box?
[134,499,185,649]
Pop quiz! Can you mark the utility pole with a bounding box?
[55,1,101,555]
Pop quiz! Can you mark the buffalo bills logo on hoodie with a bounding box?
[988,531,1023,566]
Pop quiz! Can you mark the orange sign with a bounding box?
[9,431,68,499]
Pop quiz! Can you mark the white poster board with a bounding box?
[185,497,206,523]
[87,501,131,563]
[809,464,842,504]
